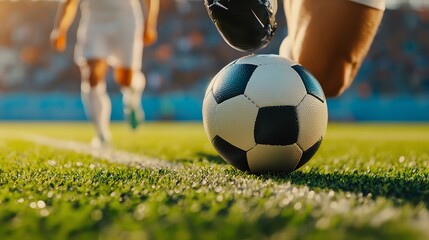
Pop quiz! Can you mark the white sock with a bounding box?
[122,71,146,108]
[81,81,111,141]
[270,0,278,15]
[348,0,385,11]
[279,36,292,60]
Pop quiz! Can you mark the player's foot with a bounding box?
[123,89,144,130]
[204,0,277,52]
[91,136,111,148]
[124,104,144,130]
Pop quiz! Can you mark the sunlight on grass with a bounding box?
[0,122,428,239]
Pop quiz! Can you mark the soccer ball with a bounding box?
[202,54,328,173]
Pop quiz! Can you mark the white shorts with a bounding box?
[74,0,143,70]
[348,0,385,10]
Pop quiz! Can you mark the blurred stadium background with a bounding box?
[0,0,428,121]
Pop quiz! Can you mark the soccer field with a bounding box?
[0,122,428,239]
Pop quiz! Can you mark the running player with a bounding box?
[50,0,159,147]
[205,0,385,97]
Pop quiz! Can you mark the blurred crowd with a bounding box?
[354,6,429,98]
[0,1,428,99]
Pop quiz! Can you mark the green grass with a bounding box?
[0,122,429,239]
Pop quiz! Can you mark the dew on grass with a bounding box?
[371,208,398,227]
[315,217,330,230]
[329,201,338,209]
[279,198,290,207]
[91,209,103,221]
[40,209,49,217]
[308,191,315,200]
[214,186,222,193]
[47,191,54,198]
[47,160,56,166]
[133,204,146,220]
[157,205,169,215]
[37,200,46,208]
[293,202,302,211]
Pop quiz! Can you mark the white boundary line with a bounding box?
[24,134,179,170]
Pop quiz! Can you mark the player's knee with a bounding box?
[114,68,133,87]
[302,59,354,98]
[81,81,91,93]
[85,60,108,87]
[320,76,349,98]
[318,67,352,97]
[131,71,146,91]
[88,73,102,87]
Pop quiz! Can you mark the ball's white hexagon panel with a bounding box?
[296,94,328,150]
[244,64,306,107]
[235,54,297,66]
[202,92,218,142]
[247,144,303,173]
[216,95,259,151]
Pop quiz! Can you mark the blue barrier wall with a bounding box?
[0,93,203,121]
[0,93,428,122]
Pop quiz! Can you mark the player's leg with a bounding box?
[281,0,384,97]
[80,59,112,146]
[114,68,146,130]
[105,0,146,130]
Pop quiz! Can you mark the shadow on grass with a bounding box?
[196,152,227,165]
[194,152,429,207]
[263,170,429,207]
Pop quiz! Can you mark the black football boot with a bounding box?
[204,0,278,52]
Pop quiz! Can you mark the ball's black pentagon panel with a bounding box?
[294,138,323,170]
[213,64,258,104]
[254,106,299,145]
[207,59,239,97]
[212,135,250,171]
[291,65,325,103]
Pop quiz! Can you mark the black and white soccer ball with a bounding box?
[203,54,328,173]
